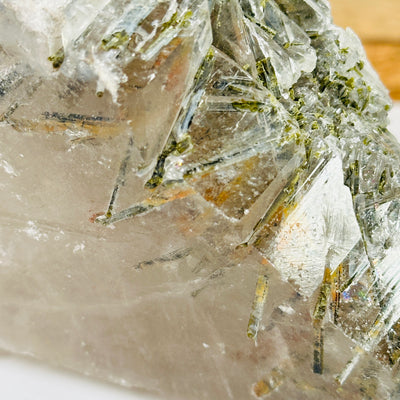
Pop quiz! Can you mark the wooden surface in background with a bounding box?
[330,0,400,99]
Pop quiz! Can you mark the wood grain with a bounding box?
[364,43,400,100]
[330,0,400,99]
[330,0,400,42]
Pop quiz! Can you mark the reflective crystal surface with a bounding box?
[1,0,400,399]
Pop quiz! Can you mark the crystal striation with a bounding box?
[0,0,400,399]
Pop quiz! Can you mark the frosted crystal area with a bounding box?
[0,0,400,399]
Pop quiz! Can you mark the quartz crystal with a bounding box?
[0,0,400,399]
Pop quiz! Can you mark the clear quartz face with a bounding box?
[0,0,399,399]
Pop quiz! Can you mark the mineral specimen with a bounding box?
[0,0,399,399]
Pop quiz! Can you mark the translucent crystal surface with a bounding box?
[1,0,400,399]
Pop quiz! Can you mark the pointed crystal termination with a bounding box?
[0,0,399,399]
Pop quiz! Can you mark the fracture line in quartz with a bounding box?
[0,68,23,97]
[182,139,276,178]
[313,322,324,375]
[105,135,134,218]
[245,155,333,248]
[312,266,332,374]
[246,155,334,248]
[0,77,42,123]
[191,268,227,298]
[99,204,153,225]
[99,186,196,225]
[135,248,192,270]
[336,347,363,385]
[42,112,111,123]
[238,152,303,243]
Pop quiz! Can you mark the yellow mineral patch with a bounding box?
[253,379,271,397]
[247,273,269,339]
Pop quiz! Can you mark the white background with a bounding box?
[0,352,156,399]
